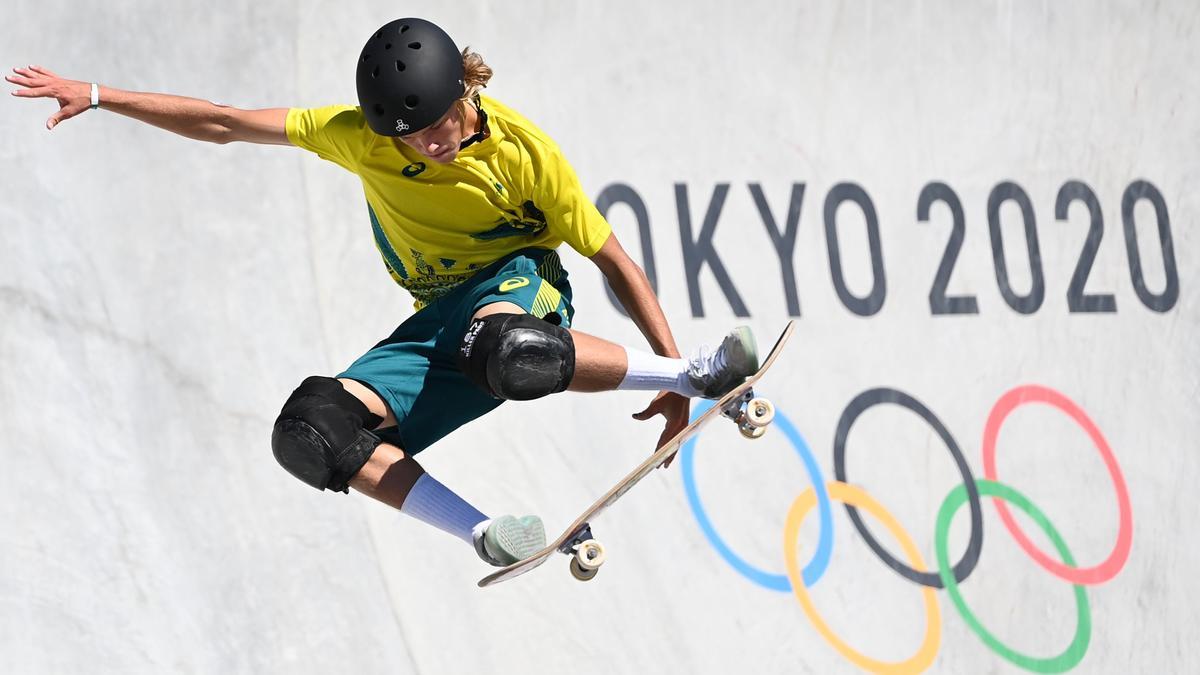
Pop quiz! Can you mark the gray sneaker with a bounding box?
[474,515,546,567]
[687,326,760,399]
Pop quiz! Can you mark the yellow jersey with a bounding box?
[285,95,612,308]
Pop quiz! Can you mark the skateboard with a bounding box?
[478,320,795,588]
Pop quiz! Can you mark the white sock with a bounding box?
[618,348,701,397]
[399,473,489,545]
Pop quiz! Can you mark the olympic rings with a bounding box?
[936,480,1091,672]
[982,385,1133,585]
[784,481,941,674]
[681,384,1130,673]
[833,388,983,588]
[680,399,832,590]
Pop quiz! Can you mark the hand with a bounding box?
[632,391,691,469]
[7,66,93,130]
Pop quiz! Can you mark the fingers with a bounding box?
[631,406,656,420]
[12,65,58,79]
[656,427,673,467]
[660,426,685,466]
[7,65,64,91]
[7,69,51,96]
[9,85,52,97]
[47,103,86,130]
[632,398,663,420]
[633,391,675,420]
[658,429,672,449]
[7,73,40,89]
[661,447,679,469]
[9,66,46,82]
[8,65,90,129]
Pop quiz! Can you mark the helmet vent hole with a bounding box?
[371,65,380,79]
[361,54,371,63]
[384,43,392,50]
[408,42,421,50]
[395,60,406,72]
[373,104,385,116]
[400,24,410,33]
[404,95,419,109]
[375,30,383,39]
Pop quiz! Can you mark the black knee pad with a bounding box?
[271,376,384,493]
[457,313,576,401]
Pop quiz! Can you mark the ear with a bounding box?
[456,99,473,135]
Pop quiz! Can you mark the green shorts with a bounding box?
[338,247,574,454]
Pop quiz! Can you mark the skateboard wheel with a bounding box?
[745,398,775,427]
[575,539,606,570]
[570,557,599,581]
[739,422,768,439]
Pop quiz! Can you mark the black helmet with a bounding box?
[356,18,465,136]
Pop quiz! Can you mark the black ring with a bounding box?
[833,387,983,588]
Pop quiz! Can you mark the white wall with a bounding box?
[2,1,1196,672]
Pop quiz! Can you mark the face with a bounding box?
[396,104,467,163]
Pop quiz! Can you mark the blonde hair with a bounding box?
[456,48,493,129]
[461,48,493,100]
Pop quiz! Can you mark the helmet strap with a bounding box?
[459,105,490,150]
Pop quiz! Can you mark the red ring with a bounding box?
[982,384,1132,585]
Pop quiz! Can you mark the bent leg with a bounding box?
[467,302,757,398]
[469,302,627,392]
[272,374,544,564]
[273,376,486,538]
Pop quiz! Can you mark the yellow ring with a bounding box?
[784,482,941,674]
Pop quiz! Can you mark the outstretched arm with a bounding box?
[7,65,290,145]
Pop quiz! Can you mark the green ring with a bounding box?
[935,479,1092,673]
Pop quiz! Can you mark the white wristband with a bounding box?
[90,83,100,110]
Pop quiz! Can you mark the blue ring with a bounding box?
[680,398,833,591]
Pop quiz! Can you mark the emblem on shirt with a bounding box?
[402,162,427,177]
[395,118,410,133]
[471,201,548,241]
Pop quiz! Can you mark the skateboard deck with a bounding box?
[478,320,795,588]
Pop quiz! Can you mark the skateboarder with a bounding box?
[8,17,759,568]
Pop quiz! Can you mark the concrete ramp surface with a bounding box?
[2,1,1196,672]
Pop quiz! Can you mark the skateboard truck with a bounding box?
[720,388,776,439]
[559,523,606,581]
